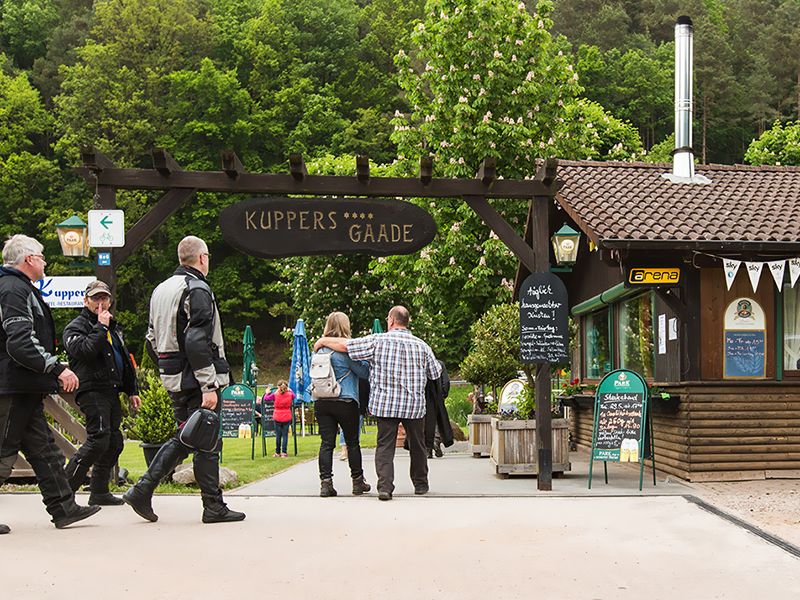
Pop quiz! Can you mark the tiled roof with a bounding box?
[554,160,800,246]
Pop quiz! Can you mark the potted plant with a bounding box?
[132,372,176,467]
[460,304,521,457]
[489,383,571,478]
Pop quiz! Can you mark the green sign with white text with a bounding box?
[591,370,647,462]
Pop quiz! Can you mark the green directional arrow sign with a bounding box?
[100,215,113,229]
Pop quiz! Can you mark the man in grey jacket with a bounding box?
[122,236,245,524]
[0,234,101,533]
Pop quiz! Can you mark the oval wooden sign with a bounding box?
[220,197,437,258]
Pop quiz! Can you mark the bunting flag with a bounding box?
[791,258,800,288]
[723,259,741,291]
[768,260,786,290]
[745,261,763,293]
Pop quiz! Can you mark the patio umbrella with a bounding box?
[242,325,257,459]
[242,325,257,387]
[289,319,312,404]
[289,319,312,446]
[371,318,384,334]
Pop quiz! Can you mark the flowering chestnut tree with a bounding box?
[372,0,640,364]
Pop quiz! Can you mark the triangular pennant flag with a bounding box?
[768,260,786,290]
[790,258,800,288]
[745,261,764,293]
[723,259,741,291]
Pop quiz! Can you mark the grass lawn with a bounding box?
[112,426,378,494]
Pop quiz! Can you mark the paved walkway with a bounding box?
[3,445,799,599]
[232,445,690,497]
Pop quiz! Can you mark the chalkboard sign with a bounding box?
[220,384,256,438]
[518,272,569,364]
[724,330,766,379]
[260,392,276,437]
[591,370,647,462]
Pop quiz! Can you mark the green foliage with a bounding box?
[0,0,59,69]
[444,385,473,426]
[460,303,526,389]
[131,373,175,444]
[745,121,800,166]
[0,58,51,155]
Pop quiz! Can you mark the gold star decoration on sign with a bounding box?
[344,212,350,218]
[368,213,373,219]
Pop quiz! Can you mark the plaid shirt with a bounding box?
[347,329,442,419]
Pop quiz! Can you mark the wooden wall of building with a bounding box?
[569,383,800,481]
[700,267,776,380]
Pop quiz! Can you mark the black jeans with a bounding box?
[134,388,225,508]
[316,399,363,480]
[65,389,124,493]
[274,421,290,454]
[375,416,427,494]
[0,394,77,519]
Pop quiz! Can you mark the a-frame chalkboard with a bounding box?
[588,369,656,491]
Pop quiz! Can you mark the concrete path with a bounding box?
[3,446,799,598]
[2,493,799,599]
[231,445,691,497]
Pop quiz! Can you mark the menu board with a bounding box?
[591,370,647,462]
[518,272,569,364]
[260,394,276,437]
[724,330,766,379]
[220,384,256,438]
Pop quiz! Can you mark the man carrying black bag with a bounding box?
[63,280,141,505]
[122,235,245,524]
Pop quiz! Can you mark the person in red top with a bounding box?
[263,380,294,457]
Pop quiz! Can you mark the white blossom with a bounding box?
[493,50,502,59]
[479,256,486,267]
[449,256,456,265]
[459,95,467,103]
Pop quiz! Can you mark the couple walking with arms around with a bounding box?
[314,306,442,501]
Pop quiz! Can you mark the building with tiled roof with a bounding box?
[537,159,800,482]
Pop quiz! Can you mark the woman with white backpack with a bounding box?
[310,312,370,497]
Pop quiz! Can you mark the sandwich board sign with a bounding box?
[220,384,256,438]
[588,369,656,491]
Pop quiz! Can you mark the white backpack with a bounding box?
[309,350,348,399]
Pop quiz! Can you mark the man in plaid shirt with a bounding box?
[314,305,442,500]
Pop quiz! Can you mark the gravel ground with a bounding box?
[687,479,800,548]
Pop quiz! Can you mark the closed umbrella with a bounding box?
[242,325,258,459]
[371,318,384,334]
[242,325,257,387]
[289,319,312,447]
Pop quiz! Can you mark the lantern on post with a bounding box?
[56,215,90,258]
[551,223,581,266]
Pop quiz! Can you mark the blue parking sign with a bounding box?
[97,252,111,266]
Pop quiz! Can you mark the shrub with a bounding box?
[130,373,175,444]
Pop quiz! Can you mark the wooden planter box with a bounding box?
[490,417,571,477]
[467,414,494,457]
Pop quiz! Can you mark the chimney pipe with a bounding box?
[663,16,710,184]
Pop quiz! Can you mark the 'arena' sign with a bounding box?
[220,197,437,258]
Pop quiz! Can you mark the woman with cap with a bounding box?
[63,280,141,505]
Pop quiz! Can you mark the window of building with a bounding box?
[618,293,654,378]
[584,308,610,379]
[783,283,800,372]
